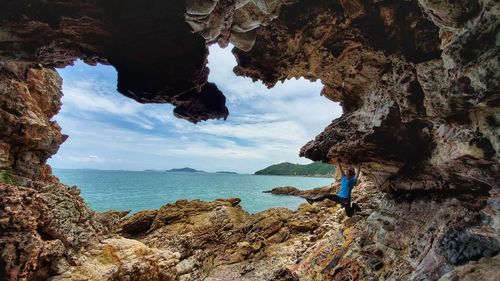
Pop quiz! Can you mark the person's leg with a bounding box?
[307,195,355,216]
[305,194,321,203]
[307,194,344,204]
[344,199,354,217]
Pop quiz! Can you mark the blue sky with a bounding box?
[48,45,342,173]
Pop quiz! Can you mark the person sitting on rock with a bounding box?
[305,163,362,217]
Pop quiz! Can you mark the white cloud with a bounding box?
[62,80,139,116]
[60,78,175,130]
[66,155,105,163]
[196,120,308,143]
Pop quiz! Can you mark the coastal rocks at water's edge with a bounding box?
[43,181,499,281]
[263,186,302,196]
[263,185,337,197]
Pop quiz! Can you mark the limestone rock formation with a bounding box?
[51,238,180,281]
[0,0,496,190]
[0,182,108,281]
[438,255,500,281]
[263,186,301,195]
[0,0,228,123]
[94,210,131,233]
[230,0,498,191]
[185,0,296,52]
[120,210,158,237]
[0,0,498,280]
[0,63,66,184]
[45,180,499,281]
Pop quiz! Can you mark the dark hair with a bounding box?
[347,169,355,176]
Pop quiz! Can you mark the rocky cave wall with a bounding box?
[230,0,499,192]
[1,0,497,191]
[0,0,499,280]
[0,0,229,124]
[0,63,65,185]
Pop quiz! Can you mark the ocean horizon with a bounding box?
[53,169,335,214]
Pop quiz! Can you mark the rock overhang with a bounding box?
[0,0,498,192]
[0,2,499,280]
[0,0,228,123]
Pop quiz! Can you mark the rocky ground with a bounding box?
[0,182,108,281]
[3,179,496,281]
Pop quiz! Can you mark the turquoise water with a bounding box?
[53,169,334,214]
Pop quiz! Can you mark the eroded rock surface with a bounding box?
[48,180,499,281]
[0,63,66,184]
[229,0,498,191]
[0,0,498,280]
[185,0,296,52]
[0,0,228,123]
[0,0,497,189]
[0,182,108,281]
[51,238,180,281]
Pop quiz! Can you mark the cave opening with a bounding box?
[1,1,499,280]
[47,44,343,213]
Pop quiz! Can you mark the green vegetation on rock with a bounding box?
[0,170,17,185]
[254,162,335,176]
[165,167,205,173]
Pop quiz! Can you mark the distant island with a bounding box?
[216,171,238,174]
[255,162,335,177]
[165,167,205,173]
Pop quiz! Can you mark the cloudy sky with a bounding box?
[48,45,342,173]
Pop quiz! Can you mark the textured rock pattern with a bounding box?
[440,227,499,265]
[0,0,228,123]
[51,238,180,281]
[228,0,498,191]
[0,0,497,188]
[0,0,498,280]
[50,181,500,281]
[185,0,296,51]
[0,63,66,183]
[0,183,108,281]
[120,210,158,237]
[438,255,500,281]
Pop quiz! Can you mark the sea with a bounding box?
[53,169,334,214]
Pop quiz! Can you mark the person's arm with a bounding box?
[355,164,362,183]
[338,162,345,177]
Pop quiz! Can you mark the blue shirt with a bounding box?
[338,175,356,199]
